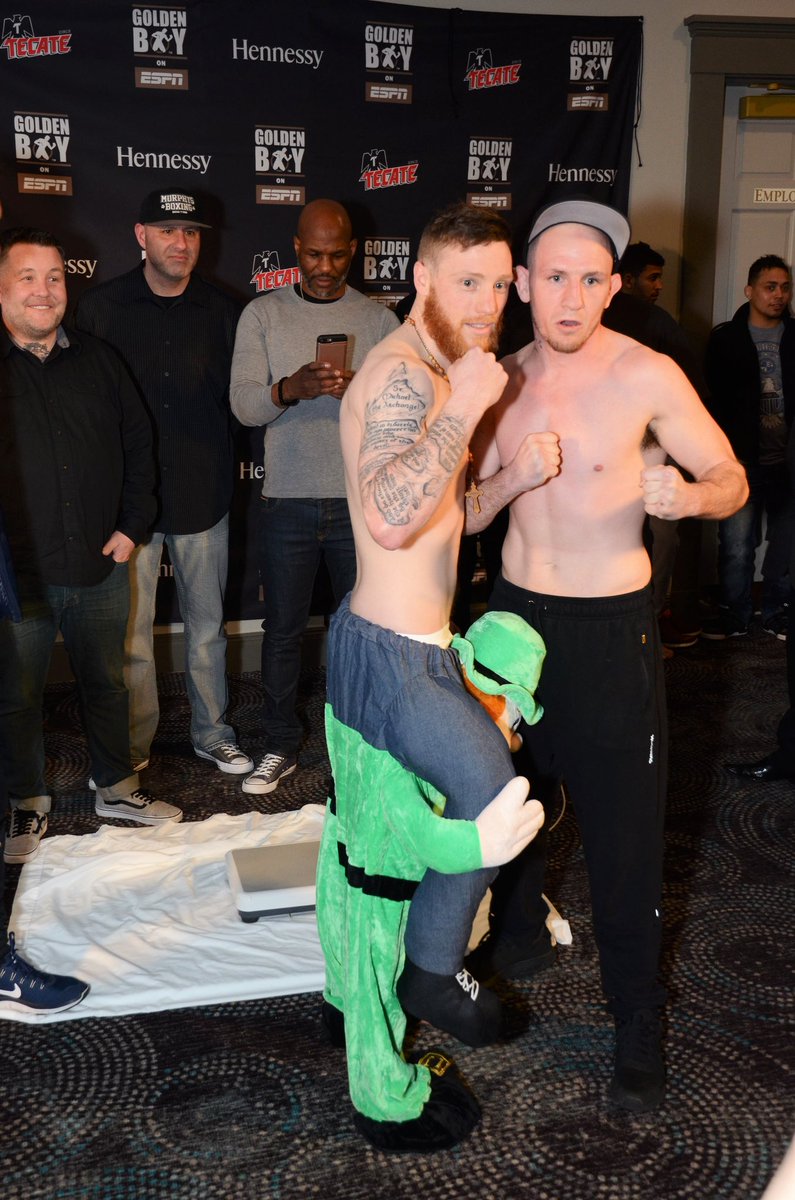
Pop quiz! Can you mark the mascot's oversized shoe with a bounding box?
[397,957,502,1047]
[354,1050,481,1152]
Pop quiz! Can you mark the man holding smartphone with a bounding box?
[231,199,398,794]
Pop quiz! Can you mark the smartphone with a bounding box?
[315,334,348,371]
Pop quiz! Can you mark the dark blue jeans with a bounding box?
[717,463,793,625]
[258,497,356,754]
[326,597,514,974]
[0,565,133,805]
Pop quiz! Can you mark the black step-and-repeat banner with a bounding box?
[1,1,641,623]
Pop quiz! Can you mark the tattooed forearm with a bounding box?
[401,441,432,475]
[359,451,398,486]
[426,414,467,473]
[372,470,418,526]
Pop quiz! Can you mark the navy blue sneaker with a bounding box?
[0,933,90,1015]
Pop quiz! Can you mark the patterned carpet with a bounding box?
[3,632,793,1199]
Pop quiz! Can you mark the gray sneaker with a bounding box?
[194,741,254,775]
[4,810,48,864]
[242,753,297,795]
[95,789,182,826]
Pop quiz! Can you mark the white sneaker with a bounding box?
[95,789,182,825]
[194,741,254,775]
[88,760,149,792]
[241,753,297,795]
[4,810,48,864]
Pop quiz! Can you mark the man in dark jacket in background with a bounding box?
[703,254,794,641]
[0,227,181,867]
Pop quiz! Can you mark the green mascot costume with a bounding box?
[316,608,545,1152]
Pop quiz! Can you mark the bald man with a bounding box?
[231,200,399,794]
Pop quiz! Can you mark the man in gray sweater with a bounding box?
[231,200,398,794]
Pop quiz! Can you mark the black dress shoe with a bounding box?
[725,756,795,781]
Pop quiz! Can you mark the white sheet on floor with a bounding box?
[5,805,327,1024]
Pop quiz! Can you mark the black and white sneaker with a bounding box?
[194,741,254,775]
[763,612,788,641]
[4,810,48,865]
[95,789,182,826]
[0,932,90,1015]
[241,753,297,795]
[700,614,748,640]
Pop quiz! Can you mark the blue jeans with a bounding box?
[259,497,356,754]
[127,514,234,762]
[0,565,133,807]
[326,597,515,974]
[717,463,793,625]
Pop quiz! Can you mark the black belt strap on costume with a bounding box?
[336,842,419,902]
[327,778,419,901]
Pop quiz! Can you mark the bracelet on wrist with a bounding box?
[277,376,299,407]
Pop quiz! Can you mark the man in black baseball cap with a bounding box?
[137,188,211,229]
[74,187,252,785]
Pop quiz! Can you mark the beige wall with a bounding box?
[374,1,795,316]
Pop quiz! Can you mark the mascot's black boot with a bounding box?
[320,1000,346,1048]
[354,1050,481,1152]
[465,926,556,984]
[396,957,502,1047]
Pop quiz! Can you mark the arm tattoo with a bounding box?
[360,362,468,527]
[426,414,467,473]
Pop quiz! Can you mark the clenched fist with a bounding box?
[641,464,690,519]
[510,430,561,492]
[447,347,508,421]
[475,776,545,868]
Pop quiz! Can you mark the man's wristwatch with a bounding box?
[277,376,299,407]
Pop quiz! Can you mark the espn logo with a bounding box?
[567,94,608,111]
[366,82,411,103]
[18,173,72,195]
[467,193,511,211]
[255,185,305,205]
[136,68,188,89]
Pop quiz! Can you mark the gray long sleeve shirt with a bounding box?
[230,284,398,498]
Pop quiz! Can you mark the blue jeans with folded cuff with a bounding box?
[258,497,356,755]
[126,513,234,763]
[0,564,135,808]
[717,463,793,627]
